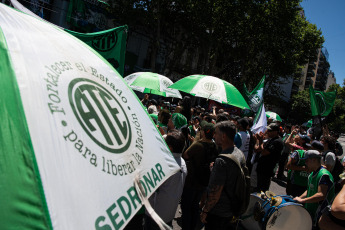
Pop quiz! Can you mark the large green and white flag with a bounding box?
[251,103,267,134]
[0,4,179,230]
[309,85,336,117]
[243,75,265,112]
[66,26,128,77]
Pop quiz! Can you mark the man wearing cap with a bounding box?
[294,150,335,227]
[254,123,284,192]
[182,122,218,230]
[286,139,318,197]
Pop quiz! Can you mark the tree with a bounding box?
[109,0,324,97]
[289,89,311,124]
[288,81,345,132]
[325,81,345,133]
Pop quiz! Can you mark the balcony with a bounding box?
[307,70,315,77]
[308,63,316,69]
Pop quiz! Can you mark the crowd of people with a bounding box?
[128,94,345,230]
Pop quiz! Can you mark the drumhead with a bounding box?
[266,203,312,230]
[241,194,263,230]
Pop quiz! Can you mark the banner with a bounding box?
[0,4,179,230]
[243,75,265,112]
[309,85,336,117]
[66,26,128,76]
[251,103,267,134]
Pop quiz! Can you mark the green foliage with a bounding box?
[289,82,345,133]
[325,82,345,133]
[289,89,311,124]
[109,0,324,94]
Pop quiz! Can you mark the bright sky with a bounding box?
[301,0,345,86]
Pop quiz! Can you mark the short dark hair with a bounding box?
[159,109,170,125]
[165,130,185,153]
[192,116,201,123]
[238,118,249,130]
[321,135,336,151]
[216,113,229,123]
[203,123,215,139]
[215,121,236,141]
[204,116,213,123]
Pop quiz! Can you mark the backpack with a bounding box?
[220,153,251,217]
[198,142,218,186]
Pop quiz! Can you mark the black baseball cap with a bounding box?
[266,123,280,132]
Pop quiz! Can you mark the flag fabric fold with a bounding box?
[251,103,267,134]
[309,85,336,117]
[309,85,336,140]
[243,75,265,112]
[66,26,128,76]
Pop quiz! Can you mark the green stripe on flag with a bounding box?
[0,27,53,230]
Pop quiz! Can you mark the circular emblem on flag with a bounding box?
[315,92,327,116]
[162,79,171,88]
[68,78,131,153]
[202,82,218,92]
[92,31,118,52]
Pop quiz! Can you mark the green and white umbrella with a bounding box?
[266,111,282,122]
[124,72,182,99]
[169,75,250,109]
[0,4,179,229]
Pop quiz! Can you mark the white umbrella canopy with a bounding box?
[266,111,282,122]
[0,4,180,229]
[124,72,182,99]
[169,75,250,109]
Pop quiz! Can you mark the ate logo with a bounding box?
[203,82,218,92]
[68,78,131,153]
[92,31,118,52]
[162,79,171,88]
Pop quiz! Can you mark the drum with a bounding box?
[241,193,264,230]
[241,193,312,230]
[261,195,312,230]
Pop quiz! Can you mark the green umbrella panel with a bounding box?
[124,72,182,98]
[169,75,249,109]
